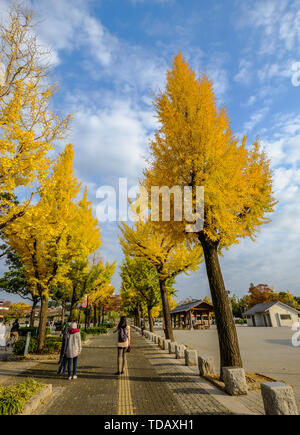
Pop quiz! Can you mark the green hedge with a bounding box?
[235,318,247,324]
[84,326,107,335]
[13,336,62,355]
[103,321,114,329]
[19,327,50,337]
[0,379,44,415]
[80,330,87,342]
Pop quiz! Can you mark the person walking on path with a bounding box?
[65,322,82,380]
[113,316,130,375]
[9,319,19,346]
[0,321,7,350]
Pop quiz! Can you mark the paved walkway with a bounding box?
[154,326,300,411]
[0,330,263,415]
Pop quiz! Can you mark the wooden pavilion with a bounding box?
[170,299,214,330]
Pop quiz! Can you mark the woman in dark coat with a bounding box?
[57,323,69,375]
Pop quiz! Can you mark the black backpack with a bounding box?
[118,326,128,342]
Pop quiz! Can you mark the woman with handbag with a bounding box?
[113,316,130,375]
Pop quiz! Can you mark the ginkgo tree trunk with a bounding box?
[145,53,276,375]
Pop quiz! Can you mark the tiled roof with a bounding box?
[0,301,11,308]
[170,299,213,314]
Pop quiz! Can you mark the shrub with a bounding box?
[43,337,62,353]
[80,331,87,342]
[19,327,50,337]
[0,379,43,415]
[235,318,247,325]
[14,336,62,355]
[14,338,37,355]
[103,321,114,329]
[84,326,107,335]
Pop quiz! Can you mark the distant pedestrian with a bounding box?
[113,316,130,375]
[9,319,19,346]
[0,321,7,349]
[65,322,82,380]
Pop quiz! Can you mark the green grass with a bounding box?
[0,379,44,415]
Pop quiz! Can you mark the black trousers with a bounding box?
[117,347,127,373]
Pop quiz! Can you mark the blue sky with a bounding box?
[1,0,300,303]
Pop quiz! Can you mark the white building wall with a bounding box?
[244,304,299,327]
[268,304,299,327]
[246,316,253,327]
[254,313,265,326]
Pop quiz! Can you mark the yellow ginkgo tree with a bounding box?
[89,280,115,327]
[0,4,71,230]
[145,53,276,372]
[120,256,164,332]
[4,145,101,351]
[119,219,202,341]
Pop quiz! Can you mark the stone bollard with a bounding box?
[157,336,162,347]
[261,382,298,415]
[175,344,186,359]
[164,339,171,351]
[160,338,166,349]
[185,349,198,366]
[223,367,248,396]
[168,341,177,354]
[198,355,216,376]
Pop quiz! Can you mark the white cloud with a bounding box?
[216,111,300,296]
[238,0,300,57]
[243,107,269,132]
[261,114,300,167]
[257,60,296,83]
[66,94,156,187]
[31,0,116,67]
[205,54,229,98]
[243,95,256,107]
[234,60,253,85]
